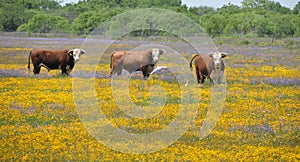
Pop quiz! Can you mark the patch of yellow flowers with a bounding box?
[0,62,299,161]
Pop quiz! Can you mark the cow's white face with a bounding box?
[151,48,165,64]
[69,48,86,62]
[209,52,227,69]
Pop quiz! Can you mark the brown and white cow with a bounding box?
[28,48,86,75]
[113,48,165,79]
[190,52,227,84]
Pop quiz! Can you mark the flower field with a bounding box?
[0,35,299,161]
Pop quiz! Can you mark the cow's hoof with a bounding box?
[198,84,204,88]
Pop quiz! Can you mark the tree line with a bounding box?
[0,0,299,38]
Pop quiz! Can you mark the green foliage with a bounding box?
[200,13,228,37]
[71,8,123,35]
[0,3,25,31]
[270,15,296,38]
[241,0,291,13]
[102,8,203,39]
[17,14,69,33]
[23,0,61,10]
[198,1,298,39]
[0,0,299,39]
[188,6,214,16]
[293,2,300,14]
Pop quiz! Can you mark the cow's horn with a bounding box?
[208,52,214,57]
[68,50,73,56]
[160,49,166,54]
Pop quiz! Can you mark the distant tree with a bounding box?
[242,0,265,8]
[223,13,244,35]
[106,20,127,38]
[293,2,300,14]
[217,3,240,14]
[189,6,214,16]
[0,3,24,31]
[71,8,123,35]
[200,14,227,37]
[268,14,296,38]
[71,11,97,35]
[241,0,291,13]
[23,0,61,10]
[58,4,79,23]
[255,14,272,37]
[17,14,69,33]
[263,1,290,13]
[0,0,298,38]
[127,13,157,36]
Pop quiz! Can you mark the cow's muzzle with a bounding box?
[215,63,221,69]
[74,59,79,62]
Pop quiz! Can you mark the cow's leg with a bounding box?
[33,64,41,74]
[116,69,122,75]
[109,66,113,76]
[147,64,155,78]
[114,64,122,75]
[109,69,113,76]
[61,65,68,75]
[200,75,206,84]
[110,65,115,76]
[141,66,148,79]
[195,67,201,84]
[66,64,74,75]
[115,65,123,75]
[209,78,215,84]
[143,72,150,79]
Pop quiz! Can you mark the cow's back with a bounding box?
[125,50,152,63]
[121,50,152,72]
[30,49,47,63]
[31,49,68,57]
[200,54,215,73]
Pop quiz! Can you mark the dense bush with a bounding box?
[199,3,300,37]
[17,14,69,33]
[1,0,300,38]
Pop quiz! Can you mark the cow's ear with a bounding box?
[209,52,214,57]
[80,49,86,55]
[221,52,227,58]
[68,50,73,56]
[159,49,165,55]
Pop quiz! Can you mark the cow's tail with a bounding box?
[110,51,115,69]
[109,51,116,76]
[189,54,198,71]
[27,50,32,70]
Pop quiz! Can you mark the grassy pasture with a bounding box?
[0,35,299,161]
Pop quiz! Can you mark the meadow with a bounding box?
[0,34,299,161]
